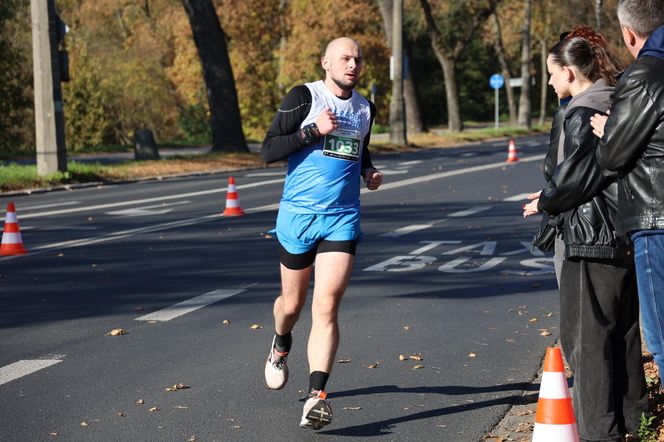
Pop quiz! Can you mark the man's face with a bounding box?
[323,40,363,91]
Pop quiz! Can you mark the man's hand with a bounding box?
[590,112,609,139]
[315,108,338,136]
[364,168,383,190]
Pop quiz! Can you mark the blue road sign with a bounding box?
[490,73,504,89]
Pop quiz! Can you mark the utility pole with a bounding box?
[31,0,67,175]
[389,0,407,145]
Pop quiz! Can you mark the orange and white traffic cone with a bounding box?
[506,139,519,163]
[532,347,579,442]
[1,202,28,255]
[222,176,245,217]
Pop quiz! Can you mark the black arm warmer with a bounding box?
[260,85,312,163]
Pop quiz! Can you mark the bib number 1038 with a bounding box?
[322,128,361,162]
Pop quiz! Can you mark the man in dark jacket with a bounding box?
[590,0,664,380]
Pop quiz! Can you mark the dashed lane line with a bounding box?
[503,193,531,202]
[447,206,492,218]
[380,224,434,237]
[0,358,64,386]
[135,289,246,322]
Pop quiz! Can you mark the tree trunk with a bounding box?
[376,0,423,134]
[595,0,603,30]
[182,0,248,152]
[538,2,550,126]
[517,0,532,128]
[438,53,462,132]
[277,0,288,93]
[491,13,516,125]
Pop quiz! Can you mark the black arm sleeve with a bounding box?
[260,85,312,163]
[538,107,613,215]
[360,101,377,175]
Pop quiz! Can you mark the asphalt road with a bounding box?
[0,135,560,442]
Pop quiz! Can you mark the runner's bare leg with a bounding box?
[308,252,355,373]
[274,264,311,335]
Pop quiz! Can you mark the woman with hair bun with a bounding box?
[523,26,647,441]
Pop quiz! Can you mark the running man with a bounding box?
[260,36,383,430]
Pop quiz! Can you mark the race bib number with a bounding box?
[322,128,361,162]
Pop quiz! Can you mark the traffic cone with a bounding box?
[1,202,28,255]
[532,347,579,442]
[506,139,519,163]
[222,176,245,217]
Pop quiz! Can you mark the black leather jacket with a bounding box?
[596,55,664,235]
[539,106,626,259]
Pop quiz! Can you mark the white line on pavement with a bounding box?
[245,172,286,177]
[4,178,285,221]
[135,289,245,322]
[380,224,433,237]
[362,154,545,194]
[503,193,531,202]
[447,206,492,218]
[2,201,80,213]
[0,358,63,386]
[397,160,422,166]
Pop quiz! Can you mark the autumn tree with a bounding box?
[517,0,531,128]
[418,0,499,132]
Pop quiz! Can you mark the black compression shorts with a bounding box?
[278,240,358,270]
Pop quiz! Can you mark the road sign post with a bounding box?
[489,74,504,129]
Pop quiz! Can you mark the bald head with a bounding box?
[324,37,361,58]
[321,37,363,97]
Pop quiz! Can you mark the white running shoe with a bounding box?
[300,390,333,430]
[264,336,289,390]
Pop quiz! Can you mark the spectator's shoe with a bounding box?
[264,336,289,390]
[299,390,333,430]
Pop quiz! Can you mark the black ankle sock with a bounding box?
[274,331,292,353]
[309,371,329,392]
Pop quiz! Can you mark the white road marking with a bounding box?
[460,152,476,157]
[410,240,461,255]
[362,154,544,194]
[20,225,99,231]
[380,224,433,237]
[0,358,63,386]
[135,289,245,322]
[245,172,285,177]
[106,201,191,217]
[447,206,491,218]
[380,169,409,175]
[397,160,422,166]
[1,201,80,213]
[3,178,285,221]
[503,193,531,202]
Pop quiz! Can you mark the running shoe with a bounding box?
[300,390,333,430]
[264,335,289,390]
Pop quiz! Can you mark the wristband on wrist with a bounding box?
[300,123,321,144]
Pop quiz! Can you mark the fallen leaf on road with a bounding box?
[410,353,424,361]
[540,330,552,337]
[188,436,196,442]
[337,358,351,364]
[412,365,424,370]
[403,325,411,331]
[107,328,127,336]
[468,352,477,358]
[223,320,230,325]
[264,234,273,239]
[80,422,88,427]
[366,362,379,369]
[506,338,516,343]
[529,318,538,323]
[136,399,145,404]
[165,383,190,392]
[149,407,159,412]
[174,405,189,409]
[343,406,362,410]
[116,411,125,417]
[399,354,407,361]
[49,432,59,436]
[250,324,262,330]
[545,312,553,317]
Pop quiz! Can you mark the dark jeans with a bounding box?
[560,257,647,442]
[632,233,664,380]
